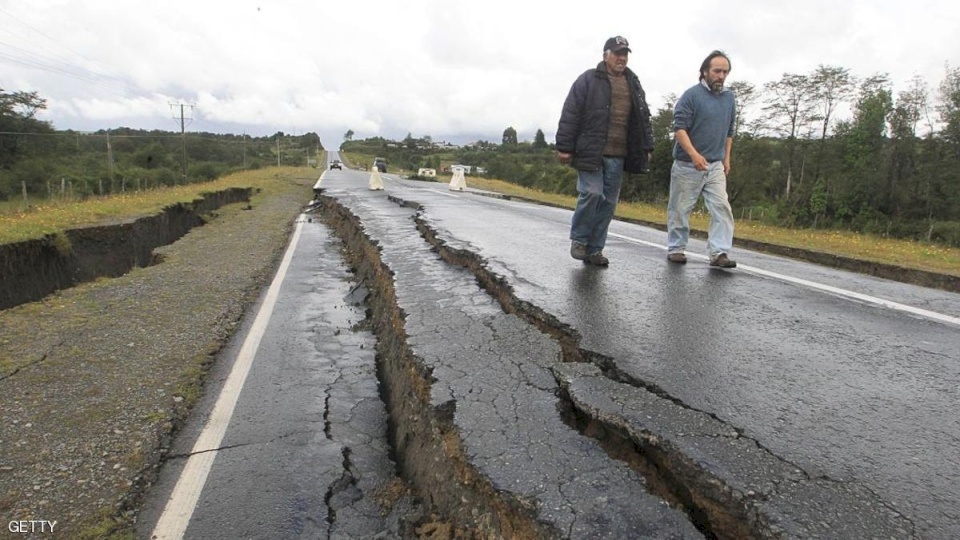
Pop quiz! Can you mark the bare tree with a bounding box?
[898,75,931,135]
[936,64,960,153]
[809,65,855,185]
[728,81,758,137]
[762,73,818,198]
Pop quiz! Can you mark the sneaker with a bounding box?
[570,241,587,261]
[667,252,687,264]
[710,253,737,268]
[585,251,609,266]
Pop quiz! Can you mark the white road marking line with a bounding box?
[608,232,960,327]
[150,218,305,540]
[423,188,463,198]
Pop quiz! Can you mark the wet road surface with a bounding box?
[140,160,960,539]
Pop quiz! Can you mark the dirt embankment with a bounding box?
[0,188,251,311]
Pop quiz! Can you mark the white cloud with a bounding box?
[2,0,958,147]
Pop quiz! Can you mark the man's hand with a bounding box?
[675,129,707,170]
[691,152,709,171]
[557,151,572,165]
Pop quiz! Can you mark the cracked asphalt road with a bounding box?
[137,216,417,539]
[139,159,959,539]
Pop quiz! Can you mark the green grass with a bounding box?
[0,167,316,245]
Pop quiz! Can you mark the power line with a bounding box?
[0,131,294,143]
[0,47,133,96]
[0,6,156,98]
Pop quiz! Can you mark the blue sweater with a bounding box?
[672,81,736,163]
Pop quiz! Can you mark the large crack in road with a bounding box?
[313,190,916,540]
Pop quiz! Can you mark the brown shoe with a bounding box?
[709,253,737,268]
[570,241,587,261]
[667,252,687,264]
[584,251,609,266]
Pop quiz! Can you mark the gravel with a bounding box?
[0,174,314,538]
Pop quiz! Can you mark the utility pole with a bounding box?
[170,103,194,184]
[106,130,115,194]
[180,104,187,184]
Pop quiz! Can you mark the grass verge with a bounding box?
[0,167,317,245]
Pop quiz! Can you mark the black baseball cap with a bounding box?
[604,36,631,53]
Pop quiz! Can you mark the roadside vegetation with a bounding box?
[1,87,324,209]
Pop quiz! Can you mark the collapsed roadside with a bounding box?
[0,174,314,538]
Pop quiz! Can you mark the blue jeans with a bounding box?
[570,157,624,254]
[667,160,734,258]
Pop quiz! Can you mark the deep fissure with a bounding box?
[408,202,769,539]
[315,192,762,538]
[311,190,883,539]
[314,195,553,538]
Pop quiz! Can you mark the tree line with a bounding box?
[709,64,960,245]
[6,60,960,246]
[0,88,323,202]
[346,64,960,247]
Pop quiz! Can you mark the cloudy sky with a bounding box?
[2,0,958,148]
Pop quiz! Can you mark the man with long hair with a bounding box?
[666,50,738,268]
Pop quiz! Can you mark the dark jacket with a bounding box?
[555,62,654,173]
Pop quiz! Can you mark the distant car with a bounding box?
[374,157,387,173]
[329,160,342,170]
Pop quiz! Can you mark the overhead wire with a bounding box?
[0,6,158,99]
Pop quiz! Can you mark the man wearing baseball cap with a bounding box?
[556,36,654,266]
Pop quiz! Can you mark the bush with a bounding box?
[928,221,960,246]
[190,161,223,182]
[152,168,179,187]
[0,171,13,200]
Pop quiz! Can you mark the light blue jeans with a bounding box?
[667,160,734,258]
[570,157,624,254]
